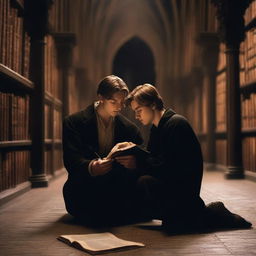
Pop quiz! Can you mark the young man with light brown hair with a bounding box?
[126,83,252,233]
[62,75,143,226]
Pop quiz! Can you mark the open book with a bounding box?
[57,232,145,255]
[106,142,150,159]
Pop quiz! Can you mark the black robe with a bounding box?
[62,104,143,223]
[143,109,252,231]
[142,108,206,221]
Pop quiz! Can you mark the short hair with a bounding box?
[126,84,164,110]
[97,75,129,99]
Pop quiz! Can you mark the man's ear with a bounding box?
[151,104,156,110]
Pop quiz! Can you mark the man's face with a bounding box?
[131,100,154,125]
[101,91,126,117]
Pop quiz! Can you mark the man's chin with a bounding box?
[111,111,120,116]
[140,120,149,126]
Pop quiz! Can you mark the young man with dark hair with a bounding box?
[126,83,251,232]
[62,75,143,226]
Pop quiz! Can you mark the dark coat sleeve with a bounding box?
[62,116,93,180]
[62,114,144,180]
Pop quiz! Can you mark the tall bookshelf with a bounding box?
[0,0,67,199]
[0,0,32,193]
[44,34,63,176]
[215,43,227,166]
[241,0,256,174]
[46,0,77,177]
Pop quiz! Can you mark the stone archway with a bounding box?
[112,37,156,90]
[112,37,156,147]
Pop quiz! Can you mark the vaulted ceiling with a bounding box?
[62,0,216,104]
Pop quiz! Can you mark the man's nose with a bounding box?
[116,103,122,110]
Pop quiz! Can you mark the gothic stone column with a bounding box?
[197,32,219,170]
[25,0,53,187]
[211,0,252,178]
[53,33,76,118]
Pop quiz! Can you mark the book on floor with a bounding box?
[57,232,145,255]
[106,142,150,159]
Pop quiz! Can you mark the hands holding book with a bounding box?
[107,142,137,169]
[115,154,136,169]
[90,142,138,176]
[90,158,114,176]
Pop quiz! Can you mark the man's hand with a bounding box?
[91,158,113,176]
[114,142,134,149]
[115,155,137,169]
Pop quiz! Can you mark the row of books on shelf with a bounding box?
[0,92,30,142]
[215,71,256,131]
[242,137,256,172]
[54,109,62,140]
[215,140,227,166]
[186,95,200,134]
[241,93,256,129]
[218,33,255,88]
[0,150,31,192]
[45,150,53,175]
[244,0,256,27]
[44,103,51,139]
[44,104,62,140]
[54,148,63,170]
[0,0,30,78]
[44,148,63,175]
[217,43,226,72]
[201,83,208,134]
[215,138,256,173]
[216,72,226,131]
[44,35,61,99]
[240,29,256,86]
[48,0,70,33]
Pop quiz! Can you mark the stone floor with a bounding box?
[0,170,255,256]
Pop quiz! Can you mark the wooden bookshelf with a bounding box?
[44,139,62,144]
[242,128,256,137]
[0,64,34,92]
[213,42,228,168]
[240,0,256,174]
[45,91,63,107]
[216,68,226,75]
[240,81,256,94]
[0,0,75,202]
[0,140,32,149]
[215,131,227,140]
[0,0,33,195]
[197,133,207,140]
[44,139,53,145]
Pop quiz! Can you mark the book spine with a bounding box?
[0,153,2,192]
[0,0,3,62]
[1,0,7,65]
[0,92,3,141]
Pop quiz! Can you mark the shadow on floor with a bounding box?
[56,213,253,237]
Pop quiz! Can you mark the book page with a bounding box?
[59,232,144,252]
[106,142,136,159]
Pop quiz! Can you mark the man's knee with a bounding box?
[136,175,162,199]
[136,175,157,186]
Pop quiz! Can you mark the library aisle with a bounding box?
[0,171,255,256]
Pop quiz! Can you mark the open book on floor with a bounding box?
[57,232,145,255]
[106,142,150,159]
